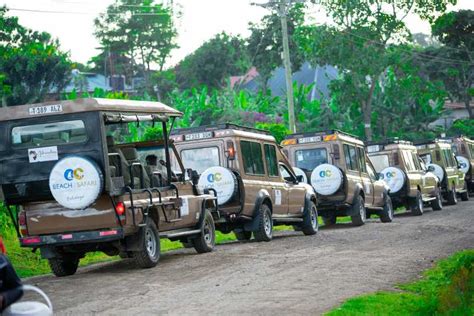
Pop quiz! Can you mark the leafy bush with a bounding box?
[448,119,474,138]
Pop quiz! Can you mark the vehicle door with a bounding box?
[401,150,423,195]
[343,144,364,203]
[418,156,437,196]
[356,146,375,206]
[367,162,385,206]
[263,143,288,215]
[279,163,306,215]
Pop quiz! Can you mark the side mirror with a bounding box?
[296,175,304,183]
[188,169,200,185]
[427,166,435,172]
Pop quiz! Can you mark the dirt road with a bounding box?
[27,201,473,315]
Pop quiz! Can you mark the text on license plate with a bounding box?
[28,104,63,115]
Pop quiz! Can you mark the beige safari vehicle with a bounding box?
[282,130,393,226]
[446,136,474,194]
[171,124,319,242]
[415,139,469,205]
[367,140,443,215]
[0,98,219,277]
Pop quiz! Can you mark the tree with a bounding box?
[175,32,250,90]
[94,0,178,92]
[297,0,455,140]
[0,7,71,106]
[247,3,305,89]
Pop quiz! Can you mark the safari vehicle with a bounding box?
[170,124,319,242]
[415,139,469,204]
[367,140,442,215]
[281,130,393,226]
[0,98,219,277]
[446,136,474,194]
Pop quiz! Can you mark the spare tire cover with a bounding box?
[427,163,444,182]
[198,167,238,206]
[310,164,343,196]
[292,167,308,184]
[457,156,470,174]
[49,156,104,210]
[379,167,405,193]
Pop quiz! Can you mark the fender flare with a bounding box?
[303,191,317,217]
[244,189,272,232]
[351,183,364,205]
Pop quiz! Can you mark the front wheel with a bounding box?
[446,187,458,205]
[411,191,424,216]
[254,204,273,242]
[351,195,366,226]
[302,202,319,235]
[133,218,160,268]
[48,256,79,277]
[431,188,443,211]
[380,195,394,223]
[193,210,216,253]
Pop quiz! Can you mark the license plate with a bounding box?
[28,104,63,116]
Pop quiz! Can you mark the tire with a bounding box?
[380,195,394,223]
[351,195,366,226]
[431,188,443,211]
[460,182,469,201]
[133,218,160,268]
[48,256,79,277]
[234,230,252,241]
[254,204,273,242]
[193,210,216,253]
[322,215,337,226]
[446,187,458,205]
[410,191,424,216]
[302,202,319,235]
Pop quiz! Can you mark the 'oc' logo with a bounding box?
[386,171,396,178]
[207,172,222,183]
[64,168,84,181]
[319,170,332,178]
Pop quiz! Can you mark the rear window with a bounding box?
[11,120,87,148]
[369,154,390,172]
[181,147,220,174]
[295,148,328,171]
[240,140,265,175]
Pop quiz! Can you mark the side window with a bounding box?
[279,164,294,182]
[240,140,265,175]
[366,163,377,181]
[357,147,367,173]
[402,151,416,171]
[343,144,359,171]
[264,144,279,177]
[411,153,421,170]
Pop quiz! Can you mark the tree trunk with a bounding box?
[464,96,473,119]
[363,79,377,141]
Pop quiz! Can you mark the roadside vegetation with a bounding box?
[327,250,474,315]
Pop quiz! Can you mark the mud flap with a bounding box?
[244,190,271,232]
[125,227,146,252]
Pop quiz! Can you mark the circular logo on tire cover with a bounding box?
[292,167,308,184]
[49,156,103,209]
[379,167,405,193]
[427,163,444,182]
[456,156,470,174]
[310,164,343,195]
[198,167,236,205]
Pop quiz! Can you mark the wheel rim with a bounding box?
[311,207,318,230]
[418,195,423,212]
[264,211,272,236]
[388,200,394,220]
[146,228,157,258]
[203,219,214,246]
[360,201,366,222]
[453,189,457,203]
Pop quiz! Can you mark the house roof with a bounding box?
[444,101,474,110]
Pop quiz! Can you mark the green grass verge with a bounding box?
[326,249,474,315]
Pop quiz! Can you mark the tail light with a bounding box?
[19,211,28,236]
[115,202,126,225]
[226,141,236,160]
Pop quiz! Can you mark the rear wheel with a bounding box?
[411,191,424,216]
[351,195,366,226]
[234,230,252,241]
[322,215,337,226]
[380,195,394,223]
[460,182,469,201]
[446,187,458,205]
[48,256,79,277]
[302,202,319,235]
[254,204,273,242]
[431,188,443,211]
[133,218,160,268]
[192,210,216,253]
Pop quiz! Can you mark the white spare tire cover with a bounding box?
[49,156,104,210]
[379,167,405,193]
[310,164,343,196]
[198,167,238,206]
[427,163,444,182]
[292,167,308,184]
[456,156,470,174]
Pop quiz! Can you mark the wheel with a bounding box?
[133,218,160,268]
[302,202,319,235]
[431,188,443,211]
[322,215,337,226]
[351,195,366,226]
[410,191,424,216]
[460,182,469,201]
[254,204,273,242]
[446,187,458,205]
[48,256,79,277]
[380,195,394,223]
[234,230,252,241]
[193,210,216,253]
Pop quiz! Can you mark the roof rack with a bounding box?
[284,129,359,140]
[171,123,271,136]
[413,138,451,146]
[367,138,413,147]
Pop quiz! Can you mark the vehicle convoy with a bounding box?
[366,140,443,215]
[0,98,219,277]
[170,124,319,242]
[415,139,469,205]
[281,130,394,226]
[446,136,474,194]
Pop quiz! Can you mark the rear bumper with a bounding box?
[20,228,124,248]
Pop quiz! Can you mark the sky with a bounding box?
[2,0,473,69]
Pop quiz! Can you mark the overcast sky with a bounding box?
[2,0,473,69]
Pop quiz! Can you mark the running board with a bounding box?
[273,217,303,223]
[161,229,201,239]
[422,196,436,202]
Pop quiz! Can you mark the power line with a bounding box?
[8,7,170,16]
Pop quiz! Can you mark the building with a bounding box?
[430,101,474,130]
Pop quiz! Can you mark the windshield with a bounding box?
[181,146,220,174]
[368,154,390,172]
[136,146,181,174]
[295,148,328,171]
[106,122,163,145]
[11,120,87,148]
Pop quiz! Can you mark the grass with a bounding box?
[326,249,474,315]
